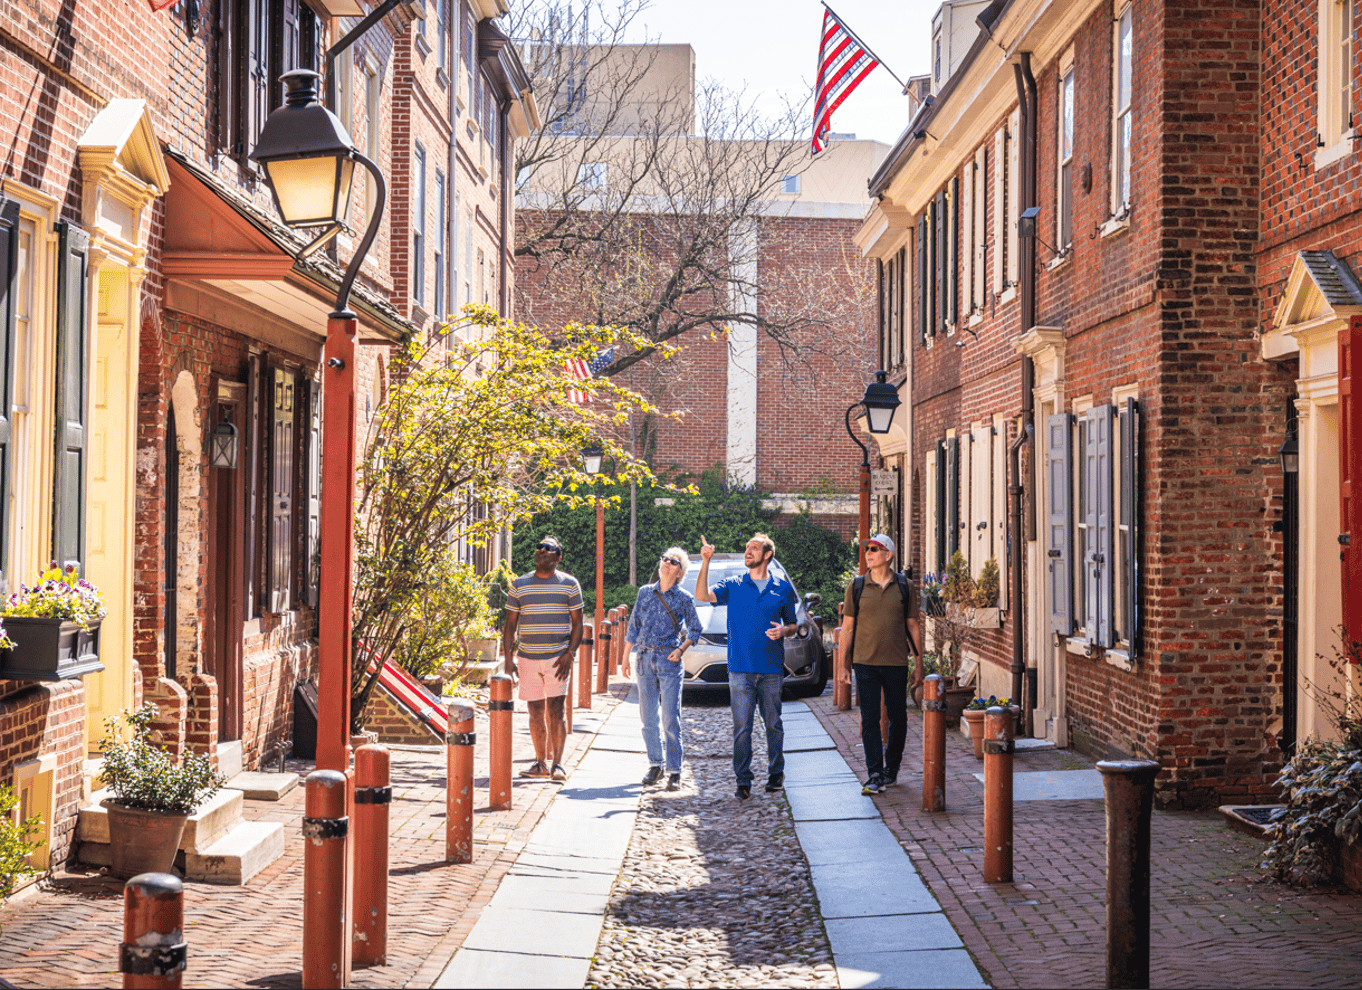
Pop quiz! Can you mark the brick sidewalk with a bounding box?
[0,683,630,989]
[806,694,1362,989]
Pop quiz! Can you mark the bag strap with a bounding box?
[653,585,680,634]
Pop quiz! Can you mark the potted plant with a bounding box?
[921,571,946,617]
[99,703,225,879]
[0,563,106,681]
[962,695,1014,759]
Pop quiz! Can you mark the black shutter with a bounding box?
[947,176,958,329]
[268,368,295,613]
[217,0,237,154]
[1046,412,1073,636]
[896,246,906,361]
[0,200,18,571]
[53,221,90,571]
[946,436,959,557]
[245,0,270,157]
[245,353,263,618]
[935,439,947,572]
[932,192,944,337]
[1122,397,1141,657]
[916,216,928,345]
[876,259,885,376]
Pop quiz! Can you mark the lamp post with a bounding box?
[250,66,386,988]
[582,443,610,638]
[845,371,902,573]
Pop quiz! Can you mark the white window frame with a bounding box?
[1318,0,1357,168]
[1111,4,1134,216]
[781,175,800,195]
[577,162,608,190]
[365,60,381,224]
[1057,47,1076,252]
[413,142,426,306]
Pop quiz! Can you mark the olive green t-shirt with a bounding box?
[842,577,916,667]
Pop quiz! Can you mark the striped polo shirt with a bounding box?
[505,571,584,660]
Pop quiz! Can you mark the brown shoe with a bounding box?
[518,760,549,779]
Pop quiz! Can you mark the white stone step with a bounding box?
[78,787,244,853]
[184,821,285,885]
[226,771,299,801]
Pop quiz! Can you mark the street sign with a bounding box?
[871,468,897,496]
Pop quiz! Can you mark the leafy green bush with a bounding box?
[390,553,497,679]
[99,704,224,815]
[483,559,516,627]
[1262,739,1362,886]
[0,784,40,897]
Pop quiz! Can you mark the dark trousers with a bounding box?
[854,663,909,777]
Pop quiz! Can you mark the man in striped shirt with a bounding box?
[502,535,583,782]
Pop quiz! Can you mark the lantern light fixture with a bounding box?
[860,370,902,435]
[209,415,239,470]
[582,442,604,475]
[1279,433,1299,475]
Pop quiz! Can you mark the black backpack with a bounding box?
[848,571,919,659]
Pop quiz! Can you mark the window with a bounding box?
[1318,0,1357,165]
[463,209,473,306]
[365,61,381,220]
[1047,398,1141,654]
[577,162,608,189]
[1058,60,1075,250]
[477,248,485,306]
[218,1,322,161]
[434,169,446,320]
[782,175,801,195]
[414,144,426,305]
[335,51,354,139]
[1006,108,1020,289]
[926,435,960,574]
[436,0,447,72]
[1112,4,1133,212]
[878,248,906,369]
[918,183,958,344]
[992,125,1007,295]
[971,145,986,314]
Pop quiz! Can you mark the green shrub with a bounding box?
[974,556,1001,608]
[100,704,224,815]
[483,560,516,628]
[391,553,497,679]
[0,784,40,898]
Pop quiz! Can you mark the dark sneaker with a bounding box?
[765,773,785,793]
[519,760,549,779]
[861,773,885,795]
[642,766,664,787]
[736,784,752,800]
[666,772,682,791]
[882,770,899,787]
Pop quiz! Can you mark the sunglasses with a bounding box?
[659,556,681,567]
[866,544,888,553]
[535,542,561,553]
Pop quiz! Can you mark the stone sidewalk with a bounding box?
[805,694,1362,990]
[0,684,631,989]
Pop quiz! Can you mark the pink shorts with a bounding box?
[516,655,570,702]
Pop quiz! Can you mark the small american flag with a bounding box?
[812,8,879,154]
[148,0,179,10]
[565,346,614,404]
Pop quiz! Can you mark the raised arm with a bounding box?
[694,536,717,603]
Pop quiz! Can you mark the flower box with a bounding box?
[0,617,103,681]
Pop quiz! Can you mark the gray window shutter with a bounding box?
[946,177,958,328]
[269,368,294,613]
[245,353,263,617]
[1082,409,1099,641]
[935,439,947,572]
[946,436,959,557]
[0,200,18,571]
[876,259,885,368]
[1047,412,1073,635]
[1122,397,1140,656]
[53,221,90,572]
[1090,404,1115,648]
[245,0,270,157]
[917,216,928,344]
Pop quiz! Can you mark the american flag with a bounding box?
[148,0,179,10]
[565,346,614,405]
[812,8,879,154]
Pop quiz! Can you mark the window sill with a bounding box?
[998,286,1017,306]
[411,302,430,325]
[968,311,983,328]
[1103,648,1135,672]
[1315,135,1355,171]
[1100,212,1131,240]
[436,67,449,89]
[1063,636,1134,671]
[1045,250,1073,273]
[415,35,432,58]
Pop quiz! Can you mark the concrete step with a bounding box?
[226,771,299,801]
[78,787,244,853]
[185,821,286,885]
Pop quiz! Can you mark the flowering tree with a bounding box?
[350,307,674,725]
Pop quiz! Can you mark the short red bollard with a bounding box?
[596,620,612,693]
[606,608,620,675]
[1099,759,1161,989]
[983,707,1015,883]
[577,632,594,709]
[921,675,946,812]
[120,873,186,989]
[446,700,476,863]
[302,769,350,988]
[615,604,629,674]
[488,674,513,810]
[352,744,390,967]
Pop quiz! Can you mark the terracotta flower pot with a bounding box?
[102,800,189,879]
[962,708,987,759]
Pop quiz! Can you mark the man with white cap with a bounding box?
[840,534,922,795]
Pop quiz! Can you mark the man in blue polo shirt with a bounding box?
[696,532,800,800]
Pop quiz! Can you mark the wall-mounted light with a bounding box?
[210,415,239,469]
[1278,433,1299,475]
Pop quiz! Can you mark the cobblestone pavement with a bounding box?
[0,685,630,989]
[588,695,838,990]
[806,693,1362,990]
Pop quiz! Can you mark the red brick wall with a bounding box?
[363,682,444,746]
[0,680,86,869]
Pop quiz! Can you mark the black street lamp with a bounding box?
[846,371,902,573]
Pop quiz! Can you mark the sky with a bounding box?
[625,0,944,147]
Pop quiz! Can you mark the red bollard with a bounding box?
[615,605,629,674]
[1099,759,1161,989]
[446,700,476,863]
[597,620,612,693]
[352,744,390,967]
[488,674,513,810]
[921,675,946,812]
[983,706,1015,883]
[120,873,186,989]
[577,632,594,710]
[303,769,350,988]
[607,608,620,675]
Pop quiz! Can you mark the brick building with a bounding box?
[0,0,534,877]
[513,43,885,535]
[859,0,1296,808]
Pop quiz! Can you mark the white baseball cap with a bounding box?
[867,534,896,556]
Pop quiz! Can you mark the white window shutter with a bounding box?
[974,146,987,310]
[1121,397,1140,655]
[925,446,938,575]
[992,129,1005,295]
[993,415,1008,612]
[960,432,973,572]
[1094,404,1116,648]
[971,426,991,578]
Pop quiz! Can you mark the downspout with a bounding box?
[1011,54,1038,727]
[499,101,510,315]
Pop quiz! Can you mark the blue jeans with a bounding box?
[637,648,684,772]
[729,672,784,786]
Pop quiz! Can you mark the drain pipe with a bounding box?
[1010,54,1038,728]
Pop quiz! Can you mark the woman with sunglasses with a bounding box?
[623,547,703,791]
